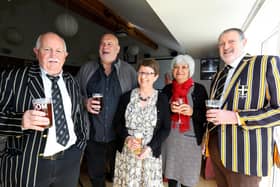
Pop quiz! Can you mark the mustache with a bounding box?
[48,58,59,63]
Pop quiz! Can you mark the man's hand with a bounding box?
[206,109,238,125]
[85,98,101,114]
[22,110,50,131]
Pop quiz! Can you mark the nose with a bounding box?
[177,67,184,72]
[223,42,230,49]
[49,50,55,57]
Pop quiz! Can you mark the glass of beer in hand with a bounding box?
[134,133,143,155]
[32,98,53,128]
[92,93,103,112]
[205,99,221,110]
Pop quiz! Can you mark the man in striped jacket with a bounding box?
[206,28,280,187]
[0,32,87,187]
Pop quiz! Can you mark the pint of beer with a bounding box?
[32,98,53,128]
[205,99,221,110]
[92,93,103,112]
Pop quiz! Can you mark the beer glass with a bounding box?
[205,99,221,110]
[32,98,53,128]
[133,133,143,155]
[92,93,103,112]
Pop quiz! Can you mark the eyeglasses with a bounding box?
[138,72,155,76]
[40,48,65,55]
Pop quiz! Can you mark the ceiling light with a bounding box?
[115,30,127,38]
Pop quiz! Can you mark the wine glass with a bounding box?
[177,98,184,124]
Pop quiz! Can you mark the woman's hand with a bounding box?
[136,146,152,160]
[125,136,142,152]
[180,104,193,116]
[171,102,193,116]
[170,101,181,113]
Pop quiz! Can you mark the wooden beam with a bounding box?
[53,0,158,49]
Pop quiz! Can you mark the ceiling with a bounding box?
[0,0,277,65]
[101,0,259,58]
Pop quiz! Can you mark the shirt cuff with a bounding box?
[235,112,245,126]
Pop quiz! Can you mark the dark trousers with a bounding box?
[85,140,117,187]
[36,145,82,187]
[168,179,188,187]
[208,132,261,187]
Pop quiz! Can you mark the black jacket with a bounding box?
[162,82,208,145]
[0,64,87,187]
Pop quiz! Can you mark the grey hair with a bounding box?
[170,54,195,77]
[34,32,67,52]
[218,28,245,41]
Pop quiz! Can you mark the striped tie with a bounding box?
[214,65,232,99]
[47,75,69,146]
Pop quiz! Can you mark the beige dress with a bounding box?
[113,89,163,187]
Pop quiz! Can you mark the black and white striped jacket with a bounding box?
[0,63,87,187]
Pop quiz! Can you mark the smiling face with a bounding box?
[218,30,247,65]
[137,66,158,89]
[33,33,68,76]
[99,34,120,65]
[172,63,190,84]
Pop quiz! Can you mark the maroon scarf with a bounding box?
[171,78,194,132]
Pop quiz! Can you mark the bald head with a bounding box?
[99,33,120,64]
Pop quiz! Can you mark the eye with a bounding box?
[182,65,189,69]
[56,49,63,54]
[218,42,225,47]
[43,48,51,52]
[228,40,236,44]
[138,72,155,76]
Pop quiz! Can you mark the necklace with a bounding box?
[139,94,150,101]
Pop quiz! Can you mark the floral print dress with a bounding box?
[113,88,163,187]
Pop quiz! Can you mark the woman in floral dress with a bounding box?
[113,59,171,187]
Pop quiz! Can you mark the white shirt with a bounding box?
[40,68,77,156]
[274,127,280,154]
[221,53,246,100]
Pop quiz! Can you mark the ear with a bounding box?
[242,38,247,46]
[33,48,39,56]
[116,45,120,54]
[154,74,159,81]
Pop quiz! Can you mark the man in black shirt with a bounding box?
[76,33,137,187]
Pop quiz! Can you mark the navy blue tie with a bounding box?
[214,65,232,99]
[47,75,69,146]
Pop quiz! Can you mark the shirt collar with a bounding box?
[40,67,63,79]
[229,52,246,69]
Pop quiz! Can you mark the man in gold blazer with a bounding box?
[0,32,87,187]
[206,28,280,187]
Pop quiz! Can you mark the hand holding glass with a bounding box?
[32,98,53,128]
[133,133,143,155]
[176,98,184,124]
[205,99,222,124]
[92,93,103,113]
[205,99,221,110]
